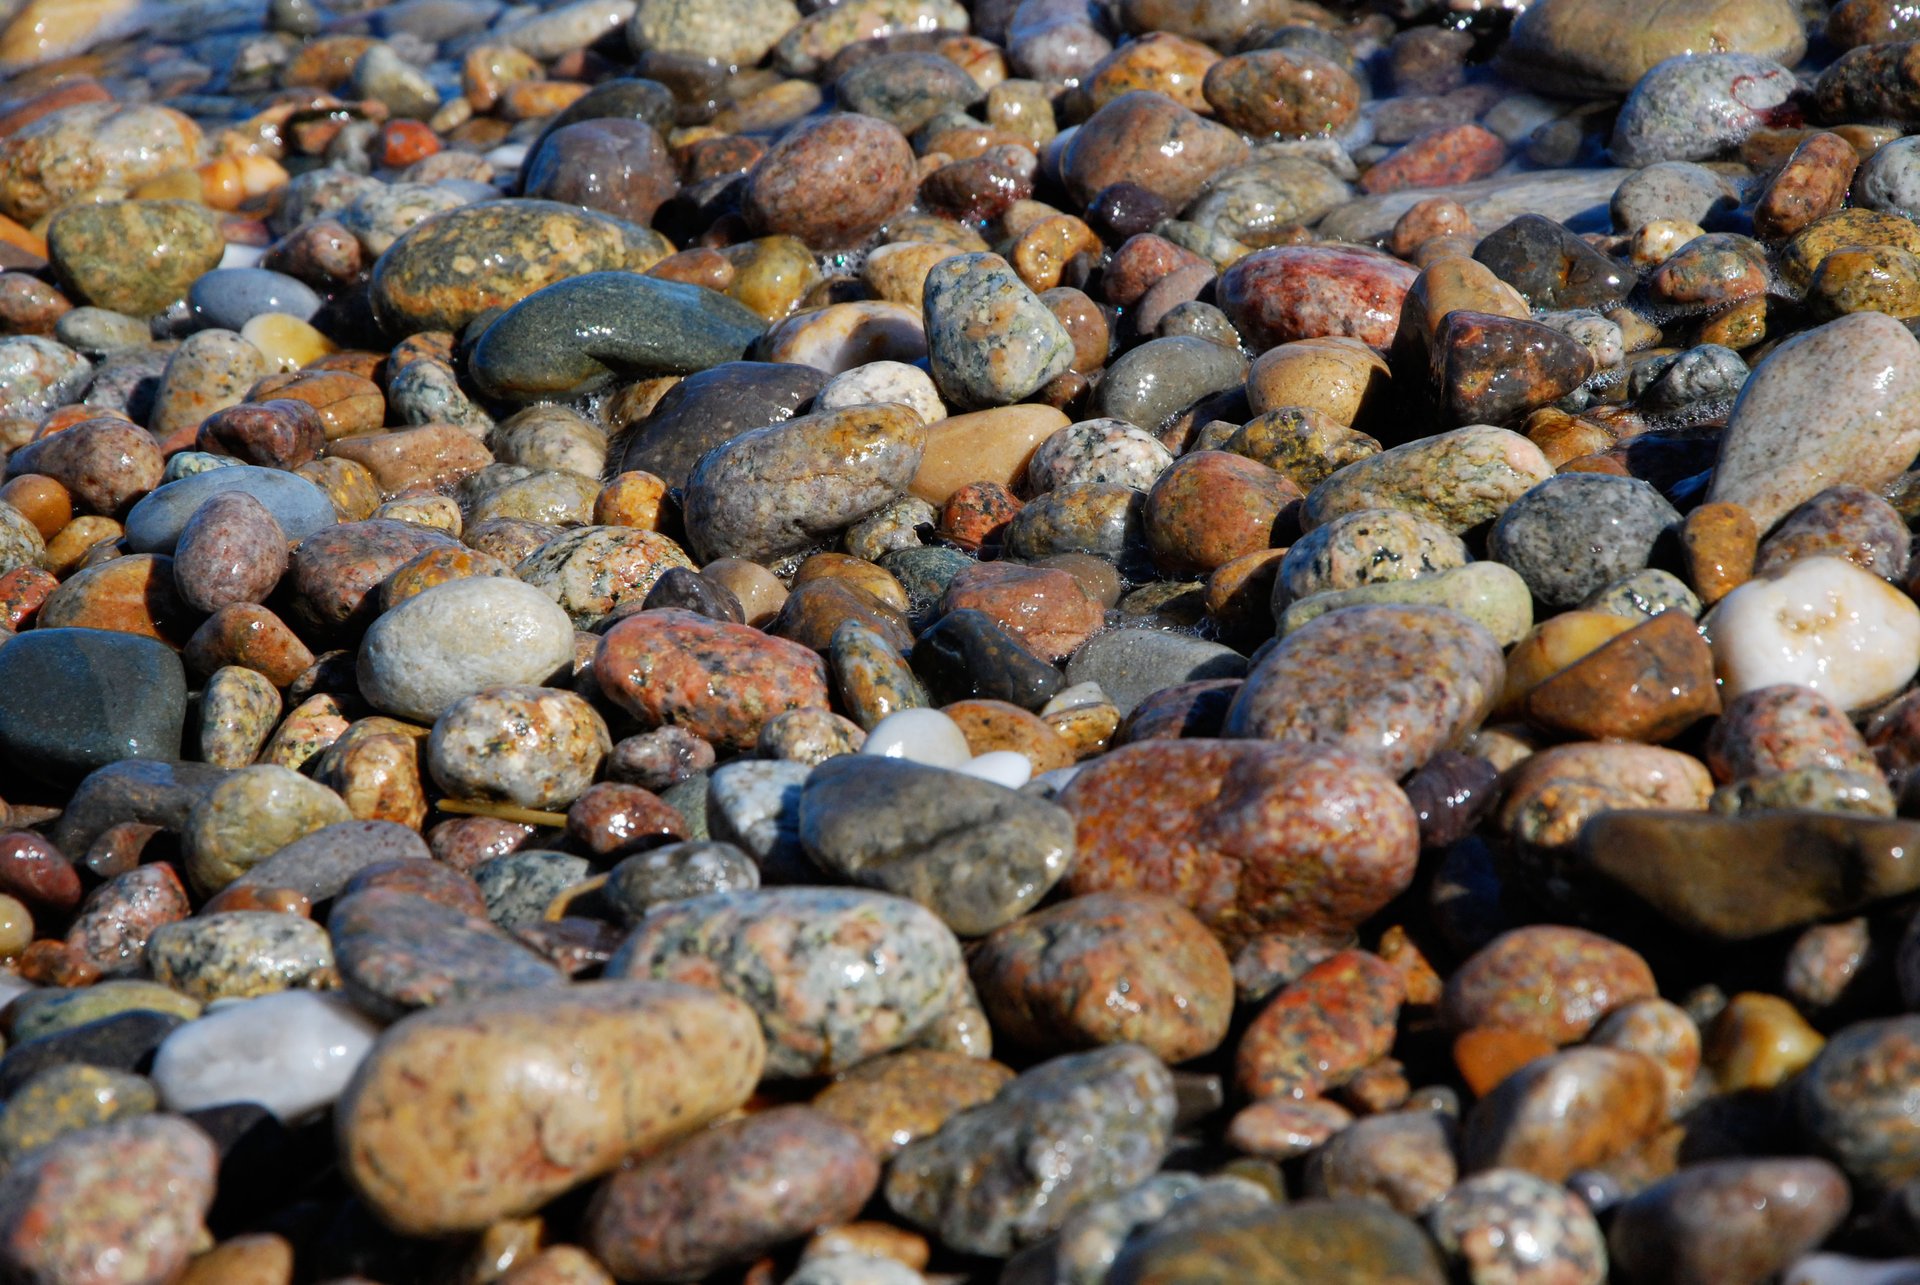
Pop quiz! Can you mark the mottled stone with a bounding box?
[1444,926,1655,1047]
[1501,0,1805,97]
[1428,1169,1608,1285]
[1608,1158,1849,1285]
[1461,1047,1669,1181]
[46,199,222,319]
[1219,245,1421,352]
[597,609,830,751]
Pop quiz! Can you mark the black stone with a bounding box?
[0,630,188,789]
[911,608,1064,710]
[616,360,826,489]
[1473,213,1636,310]
[0,1010,186,1097]
[642,566,745,623]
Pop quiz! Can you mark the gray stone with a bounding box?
[123,466,336,555]
[1488,473,1681,609]
[0,629,186,787]
[1065,628,1248,717]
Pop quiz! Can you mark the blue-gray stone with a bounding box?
[468,271,767,403]
[0,629,187,786]
[123,465,337,554]
[188,268,322,330]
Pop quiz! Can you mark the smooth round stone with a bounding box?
[1757,484,1912,583]
[956,749,1033,788]
[1796,1015,1920,1190]
[1427,1169,1608,1285]
[124,466,336,556]
[188,268,321,331]
[0,336,89,419]
[1219,244,1421,352]
[46,199,224,319]
[629,0,801,64]
[1005,482,1147,567]
[1488,474,1681,609]
[336,981,764,1236]
[1304,424,1553,534]
[0,1064,156,1162]
[150,989,380,1120]
[1062,628,1247,719]
[1608,1158,1850,1284]
[586,1106,879,1281]
[516,527,696,627]
[232,819,431,902]
[0,628,186,787]
[1611,53,1797,168]
[1107,1199,1444,1284]
[924,253,1074,411]
[7,980,199,1045]
[608,887,967,1078]
[1234,948,1402,1100]
[605,841,759,922]
[146,911,335,1003]
[1226,605,1505,779]
[184,765,353,898]
[1858,136,1920,218]
[522,119,678,227]
[1061,739,1418,945]
[1708,557,1920,710]
[1063,90,1248,210]
[172,491,287,614]
[619,361,825,489]
[743,113,916,250]
[1277,507,1469,607]
[1443,926,1656,1047]
[1281,561,1534,647]
[972,890,1231,1062]
[0,1115,216,1285]
[597,609,830,751]
[798,755,1074,935]
[470,271,766,403]
[369,199,671,336]
[812,1049,1014,1162]
[683,402,928,564]
[1462,1046,1669,1181]
[330,887,563,1019]
[357,576,575,723]
[759,300,927,375]
[198,663,277,769]
[428,685,610,810]
[817,360,946,425]
[1030,418,1174,493]
[1008,1173,1274,1285]
[1500,0,1805,97]
[860,707,975,768]
[1094,336,1249,436]
[886,1044,1176,1258]
[838,52,983,132]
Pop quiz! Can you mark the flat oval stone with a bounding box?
[885,1043,1176,1257]
[683,402,928,564]
[468,271,767,402]
[1304,425,1553,534]
[1460,1046,1669,1181]
[357,576,575,723]
[616,361,825,489]
[124,466,336,556]
[1225,604,1506,778]
[596,608,830,751]
[369,199,671,335]
[1060,739,1419,945]
[1500,0,1805,97]
[607,886,967,1078]
[1443,926,1656,1047]
[0,628,186,787]
[1707,312,1920,531]
[1607,1158,1850,1285]
[336,980,765,1235]
[1219,245,1420,352]
[330,887,563,1019]
[799,755,1075,935]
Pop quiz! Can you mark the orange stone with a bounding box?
[1682,500,1759,605]
[1454,1027,1557,1098]
[0,473,70,539]
[1524,610,1721,743]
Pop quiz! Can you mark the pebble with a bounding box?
[0,627,186,786]
[124,465,336,555]
[428,685,609,809]
[1427,1169,1607,1285]
[924,252,1074,410]
[358,576,575,722]
[1608,1158,1850,1285]
[1709,557,1920,711]
[1063,627,1247,716]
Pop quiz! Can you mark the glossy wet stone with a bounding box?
[0,627,185,786]
[1236,948,1403,1100]
[1427,1169,1607,1285]
[1461,1046,1669,1182]
[1107,1199,1446,1285]
[329,887,562,1019]
[1608,1158,1850,1285]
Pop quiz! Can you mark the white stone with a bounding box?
[816,361,947,425]
[216,243,265,270]
[858,708,972,768]
[955,749,1033,789]
[1706,556,1920,710]
[357,576,575,723]
[1041,680,1110,715]
[1783,1255,1920,1285]
[151,991,382,1122]
[1028,418,1174,493]
[785,1254,927,1285]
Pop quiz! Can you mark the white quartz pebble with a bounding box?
[954,750,1033,789]
[859,708,972,768]
[151,990,382,1122]
[1706,556,1920,710]
[1783,1255,1920,1285]
[816,360,947,425]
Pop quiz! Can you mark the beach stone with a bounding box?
[1281,561,1534,647]
[427,685,608,810]
[0,336,89,420]
[471,851,591,929]
[1524,611,1720,743]
[605,842,758,922]
[812,1049,1013,1161]
[369,200,670,336]
[172,492,286,613]
[124,466,335,555]
[1796,1016,1920,1191]
[1362,123,1506,195]
[522,120,677,228]
[1708,313,1920,530]
[740,114,915,251]
[608,887,966,1078]
[975,887,1228,1060]
[1237,947,1403,1100]
[1444,926,1655,1047]
[231,819,430,902]
[37,553,195,646]
[885,1043,1176,1257]
[1302,1109,1456,1216]
[190,268,320,332]
[799,754,1073,935]
[7,418,158,519]
[683,402,927,564]
[0,1063,156,1162]
[46,199,221,319]
[1462,1046,1668,1181]
[937,561,1100,663]
[1757,484,1911,582]
[1608,1158,1850,1285]
[330,887,562,1019]
[1574,811,1920,940]
[1611,53,1798,167]
[287,519,457,642]
[1144,450,1296,575]
[0,1116,215,1285]
[1305,425,1552,534]
[1095,338,1249,438]
[923,253,1073,411]
[1226,605,1505,778]
[1063,628,1247,718]
[1107,1199,1445,1285]
[1063,91,1247,210]
[8,979,197,1044]
[1060,738,1418,945]
[146,911,335,1003]
[1276,507,1469,608]
[597,609,830,751]
[184,764,351,897]
[629,0,799,63]
[1709,557,1920,711]
[0,627,185,786]
[587,1106,878,1281]
[336,980,764,1235]
[1029,419,1173,494]
[1428,1169,1607,1285]
[1489,474,1680,609]
[1219,245,1421,352]
[357,576,572,724]
[470,271,763,404]
[1500,0,1805,97]
[1203,48,1360,138]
